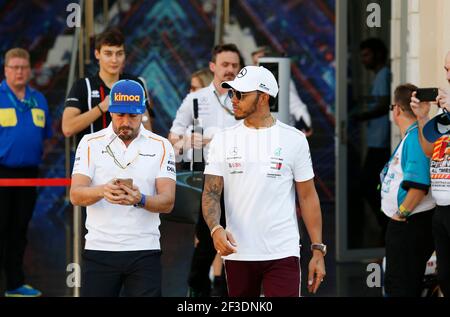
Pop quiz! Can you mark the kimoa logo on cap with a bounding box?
[114,92,141,102]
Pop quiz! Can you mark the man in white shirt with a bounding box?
[169,44,244,297]
[203,66,325,297]
[70,79,176,297]
[169,44,243,166]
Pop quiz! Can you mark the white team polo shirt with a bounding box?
[205,120,315,261]
[381,125,435,217]
[72,124,176,251]
[170,82,240,160]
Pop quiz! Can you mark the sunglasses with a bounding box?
[227,89,259,100]
[105,132,140,169]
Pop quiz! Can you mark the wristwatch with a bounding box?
[133,193,146,208]
[311,243,327,256]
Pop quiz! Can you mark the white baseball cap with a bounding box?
[221,66,279,97]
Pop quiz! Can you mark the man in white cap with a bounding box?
[202,66,325,297]
[411,51,450,296]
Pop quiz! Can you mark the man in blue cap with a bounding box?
[410,51,450,296]
[70,79,176,297]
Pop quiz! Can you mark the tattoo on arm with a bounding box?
[202,175,224,230]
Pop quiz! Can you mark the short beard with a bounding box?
[117,127,138,141]
[234,95,259,120]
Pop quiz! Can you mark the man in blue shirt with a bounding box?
[0,48,52,297]
[381,84,435,296]
[353,38,391,238]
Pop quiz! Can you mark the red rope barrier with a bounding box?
[0,178,71,187]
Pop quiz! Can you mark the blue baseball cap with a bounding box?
[423,109,450,142]
[109,79,146,114]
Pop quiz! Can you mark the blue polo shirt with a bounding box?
[0,80,52,167]
[367,66,391,148]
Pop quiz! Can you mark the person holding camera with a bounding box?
[70,80,176,297]
[381,84,435,297]
[410,52,450,297]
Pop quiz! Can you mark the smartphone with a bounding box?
[115,178,133,188]
[416,88,439,102]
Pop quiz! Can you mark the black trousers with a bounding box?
[0,165,38,290]
[432,204,450,296]
[187,191,226,296]
[81,250,162,297]
[384,209,435,297]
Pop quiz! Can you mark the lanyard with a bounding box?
[4,87,37,112]
[99,85,107,129]
[213,90,234,116]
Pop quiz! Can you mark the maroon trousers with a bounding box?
[224,256,301,297]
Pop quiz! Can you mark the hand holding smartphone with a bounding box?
[114,178,133,189]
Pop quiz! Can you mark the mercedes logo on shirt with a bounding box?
[227,147,240,159]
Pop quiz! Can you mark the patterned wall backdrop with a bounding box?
[0,1,335,294]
